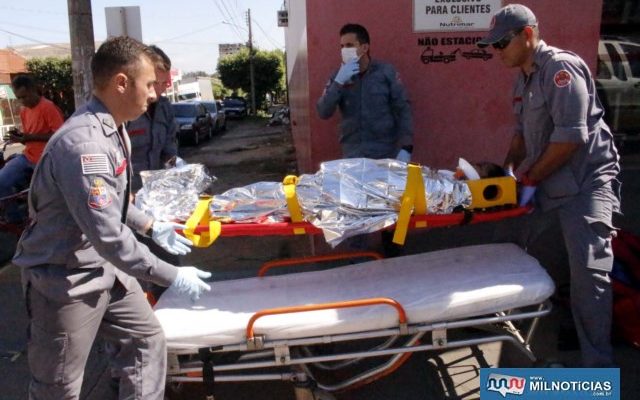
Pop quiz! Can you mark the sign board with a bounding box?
[0,84,15,100]
[105,6,143,42]
[413,0,502,32]
[277,10,288,27]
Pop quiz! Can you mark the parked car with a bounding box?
[595,37,640,136]
[223,98,248,118]
[170,101,212,145]
[200,100,227,133]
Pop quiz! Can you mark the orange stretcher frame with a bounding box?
[189,206,530,237]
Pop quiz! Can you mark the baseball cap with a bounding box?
[477,4,537,48]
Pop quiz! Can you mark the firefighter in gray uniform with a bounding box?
[127,45,178,192]
[478,4,621,367]
[317,23,413,161]
[13,37,211,400]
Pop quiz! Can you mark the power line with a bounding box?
[254,19,283,49]
[211,0,244,42]
[0,29,69,50]
[220,0,240,27]
[0,6,65,16]
[0,20,68,35]
[154,22,225,44]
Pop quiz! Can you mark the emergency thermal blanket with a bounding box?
[135,164,215,222]
[210,158,471,246]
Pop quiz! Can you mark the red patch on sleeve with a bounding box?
[554,70,572,87]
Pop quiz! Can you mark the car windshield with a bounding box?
[225,99,245,107]
[201,102,216,113]
[172,104,197,117]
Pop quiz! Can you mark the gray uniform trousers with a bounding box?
[25,275,166,400]
[505,182,617,367]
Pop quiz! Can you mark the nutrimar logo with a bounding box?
[486,373,526,397]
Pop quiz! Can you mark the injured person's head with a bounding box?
[454,158,506,180]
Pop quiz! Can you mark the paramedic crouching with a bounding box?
[478,4,621,367]
[13,36,210,400]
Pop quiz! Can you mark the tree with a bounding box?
[183,70,210,79]
[217,48,284,110]
[26,57,74,118]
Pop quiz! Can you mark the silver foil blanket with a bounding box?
[210,158,471,247]
[135,164,215,222]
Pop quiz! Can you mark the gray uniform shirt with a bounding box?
[13,97,178,301]
[513,41,620,211]
[127,96,178,191]
[316,59,413,159]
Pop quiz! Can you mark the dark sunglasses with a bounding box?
[492,28,524,50]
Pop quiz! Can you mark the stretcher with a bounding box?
[182,164,527,248]
[154,243,555,399]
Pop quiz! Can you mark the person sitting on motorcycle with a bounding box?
[0,75,64,220]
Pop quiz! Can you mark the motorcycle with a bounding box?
[0,132,31,238]
[267,106,290,126]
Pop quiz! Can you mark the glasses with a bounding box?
[492,28,524,50]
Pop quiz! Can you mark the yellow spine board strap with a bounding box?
[283,175,306,235]
[184,197,221,248]
[393,163,427,245]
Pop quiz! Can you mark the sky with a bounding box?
[0,0,285,74]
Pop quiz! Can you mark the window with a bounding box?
[605,43,627,81]
[619,43,640,78]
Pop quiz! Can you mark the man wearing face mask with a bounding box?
[317,23,413,162]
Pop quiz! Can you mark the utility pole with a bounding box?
[68,0,95,109]
[246,9,256,115]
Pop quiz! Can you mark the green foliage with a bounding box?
[211,76,231,99]
[217,48,285,110]
[26,57,74,118]
[183,70,210,79]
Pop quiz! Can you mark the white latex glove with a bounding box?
[169,266,212,302]
[334,59,359,85]
[519,185,537,207]
[504,165,516,179]
[396,149,411,163]
[151,222,193,255]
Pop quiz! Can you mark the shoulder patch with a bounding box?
[553,70,572,88]
[87,177,112,210]
[81,154,110,175]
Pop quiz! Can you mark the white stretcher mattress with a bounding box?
[154,243,555,350]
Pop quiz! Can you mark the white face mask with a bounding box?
[341,47,359,64]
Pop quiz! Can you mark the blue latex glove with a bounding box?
[151,222,193,255]
[396,149,411,163]
[334,59,359,85]
[518,174,538,207]
[169,266,212,302]
[519,185,537,207]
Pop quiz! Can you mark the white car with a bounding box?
[596,37,640,135]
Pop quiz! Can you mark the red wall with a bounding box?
[286,0,604,172]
